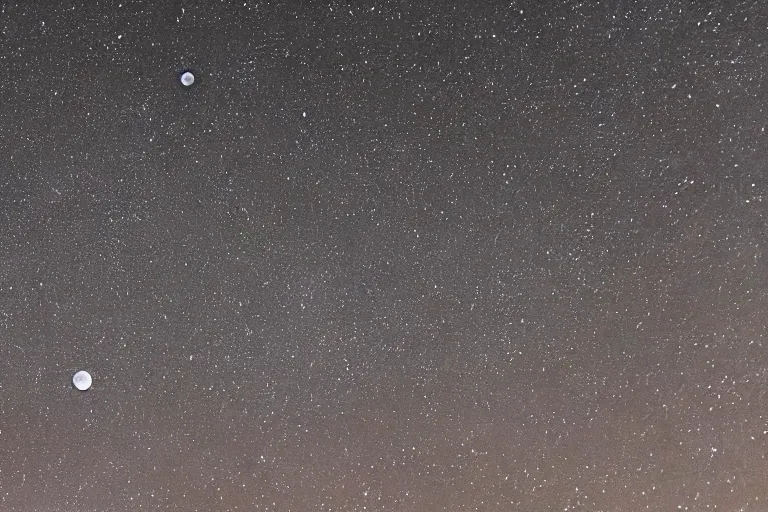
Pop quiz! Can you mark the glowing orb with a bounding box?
[72,370,92,391]
[180,72,195,87]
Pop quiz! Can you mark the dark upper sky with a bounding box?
[1,1,767,511]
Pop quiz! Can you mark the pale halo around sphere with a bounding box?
[180,72,195,87]
[72,370,92,391]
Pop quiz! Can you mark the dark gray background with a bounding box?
[1,1,767,510]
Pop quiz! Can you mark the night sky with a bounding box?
[1,1,767,511]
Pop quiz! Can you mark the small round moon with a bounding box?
[72,370,92,391]
[180,72,195,87]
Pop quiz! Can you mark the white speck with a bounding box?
[117,35,122,40]
[671,83,677,89]
[72,370,92,391]
[303,112,306,117]
[181,72,195,87]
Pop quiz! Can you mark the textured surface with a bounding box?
[1,1,767,511]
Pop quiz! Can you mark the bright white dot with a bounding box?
[181,72,195,87]
[72,370,92,391]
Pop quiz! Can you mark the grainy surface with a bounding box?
[1,1,767,511]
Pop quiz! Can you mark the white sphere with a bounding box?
[180,72,195,86]
[72,370,92,391]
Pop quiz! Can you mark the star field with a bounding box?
[1,1,767,511]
